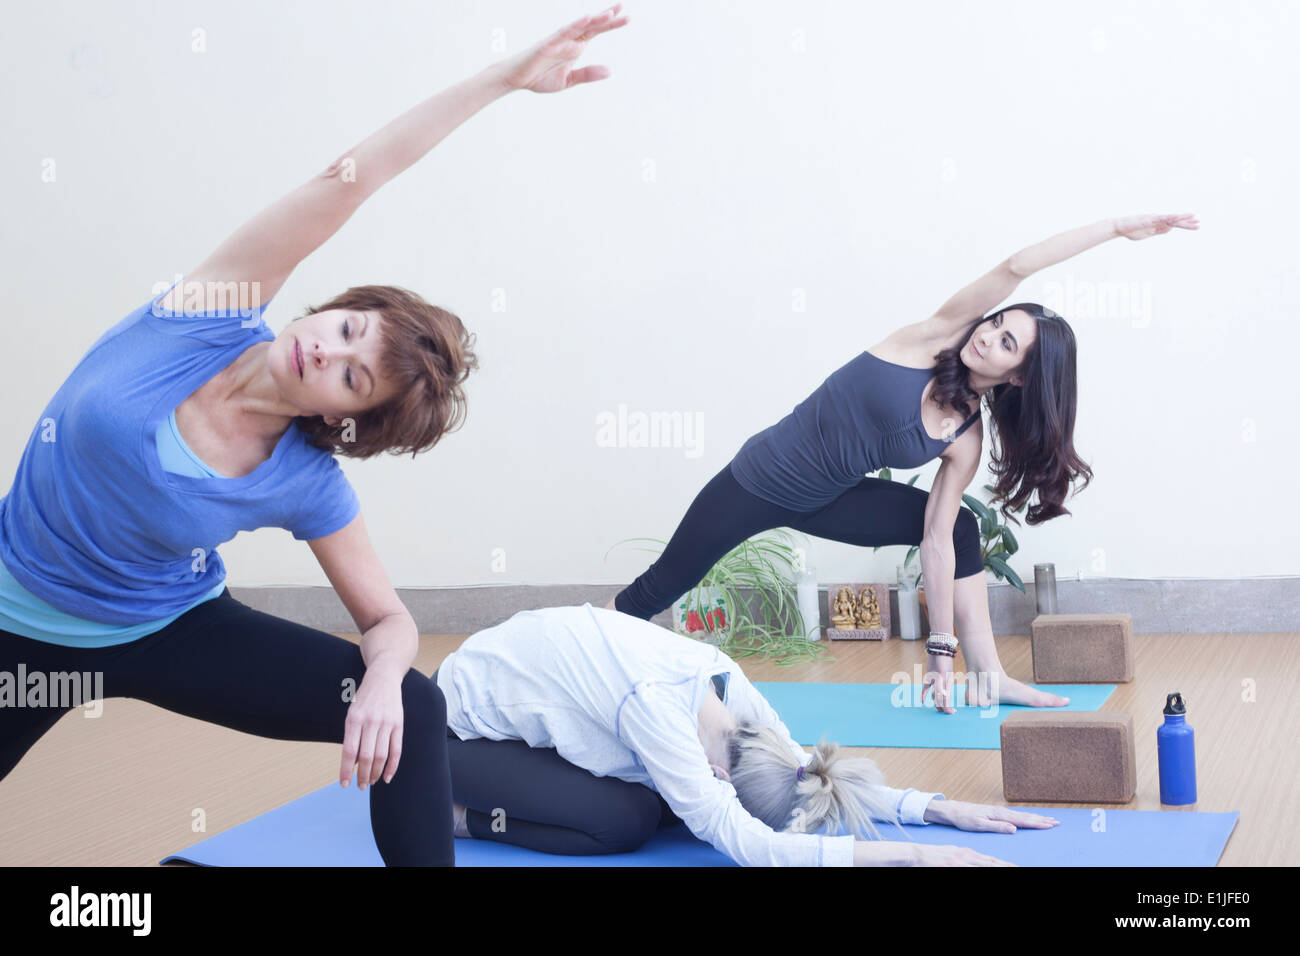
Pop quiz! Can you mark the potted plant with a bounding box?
[872,469,1027,633]
[606,530,830,665]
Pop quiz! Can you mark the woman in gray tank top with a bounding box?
[610,213,1198,715]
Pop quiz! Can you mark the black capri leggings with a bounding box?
[440,672,680,855]
[616,460,985,620]
[0,588,454,866]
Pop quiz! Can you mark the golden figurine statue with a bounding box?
[854,586,882,630]
[830,586,857,629]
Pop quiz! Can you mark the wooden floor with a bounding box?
[0,629,1292,866]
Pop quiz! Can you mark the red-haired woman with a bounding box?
[611,213,1197,713]
[0,6,628,865]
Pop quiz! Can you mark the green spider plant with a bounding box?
[872,468,1027,591]
[605,529,831,665]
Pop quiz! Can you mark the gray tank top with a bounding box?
[729,350,981,511]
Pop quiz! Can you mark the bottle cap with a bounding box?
[1164,692,1186,716]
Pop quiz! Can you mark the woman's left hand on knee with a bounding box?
[340,666,405,789]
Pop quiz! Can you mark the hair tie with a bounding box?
[796,766,806,782]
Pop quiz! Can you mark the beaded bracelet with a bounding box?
[925,630,959,657]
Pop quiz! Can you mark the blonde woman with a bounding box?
[437,604,1057,866]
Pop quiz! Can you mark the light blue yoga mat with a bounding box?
[753,681,1117,749]
[161,779,1237,867]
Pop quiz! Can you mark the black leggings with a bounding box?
[616,460,985,620]
[0,588,454,866]
[440,672,679,855]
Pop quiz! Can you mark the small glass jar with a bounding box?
[1034,563,1058,615]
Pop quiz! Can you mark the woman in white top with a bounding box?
[435,604,1057,866]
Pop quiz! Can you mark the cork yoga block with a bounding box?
[1031,612,1134,683]
[1000,711,1137,804]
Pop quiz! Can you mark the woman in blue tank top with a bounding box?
[613,213,1198,715]
[0,8,629,865]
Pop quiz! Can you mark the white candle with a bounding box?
[897,584,922,640]
[796,571,821,641]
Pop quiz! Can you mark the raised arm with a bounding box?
[162,5,630,314]
[924,213,1198,337]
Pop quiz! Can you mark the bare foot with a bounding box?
[965,672,1071,708]
[452,802,471,839]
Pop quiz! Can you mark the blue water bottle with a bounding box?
[1157,692,1197,805]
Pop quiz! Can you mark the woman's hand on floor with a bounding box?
[489,4,630,94]
[340,665,405,790]
[911,844,1017,866]
[854,840,1013,866]
[924,798,1059,833]
[921,653,956,714]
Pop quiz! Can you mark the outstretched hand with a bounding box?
[1114,212,1199,240]
[493,4,630,94]
[924,799,1060,833]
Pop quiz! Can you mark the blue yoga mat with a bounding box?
[753,681,1117,748]
[161,779,1237,867]
[162,780,730,867]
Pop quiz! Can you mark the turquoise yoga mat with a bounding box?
[160,777,1238,867]
[752,681,1117,749]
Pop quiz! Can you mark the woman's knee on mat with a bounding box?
[588,785,664,853]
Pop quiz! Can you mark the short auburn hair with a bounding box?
[292,285,478,459]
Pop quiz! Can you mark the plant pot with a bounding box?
[673,585,730,646]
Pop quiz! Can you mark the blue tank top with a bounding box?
[729,350,981,511]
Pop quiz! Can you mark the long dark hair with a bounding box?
[927,303,1093,526]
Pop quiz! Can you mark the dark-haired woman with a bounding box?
[611,213,1197,713]
[0,6,629,865]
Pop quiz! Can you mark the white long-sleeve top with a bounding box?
[436,604,944,867]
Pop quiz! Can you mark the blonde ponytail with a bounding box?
[729,723,910,841]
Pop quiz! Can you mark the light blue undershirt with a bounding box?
[0,410,229,647]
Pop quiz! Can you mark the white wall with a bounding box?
[3,0,1297,591]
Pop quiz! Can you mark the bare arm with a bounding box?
[164,6,629,313]
[918,427,983,640]
[916,428,982,715]
[176,72,512,311]
[307,511,416,676]
[1007,218,1120,278]
[308,511,419,789]
[926,221,1116,334]
[924,213,1196,338]
[927,257,1023,329]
